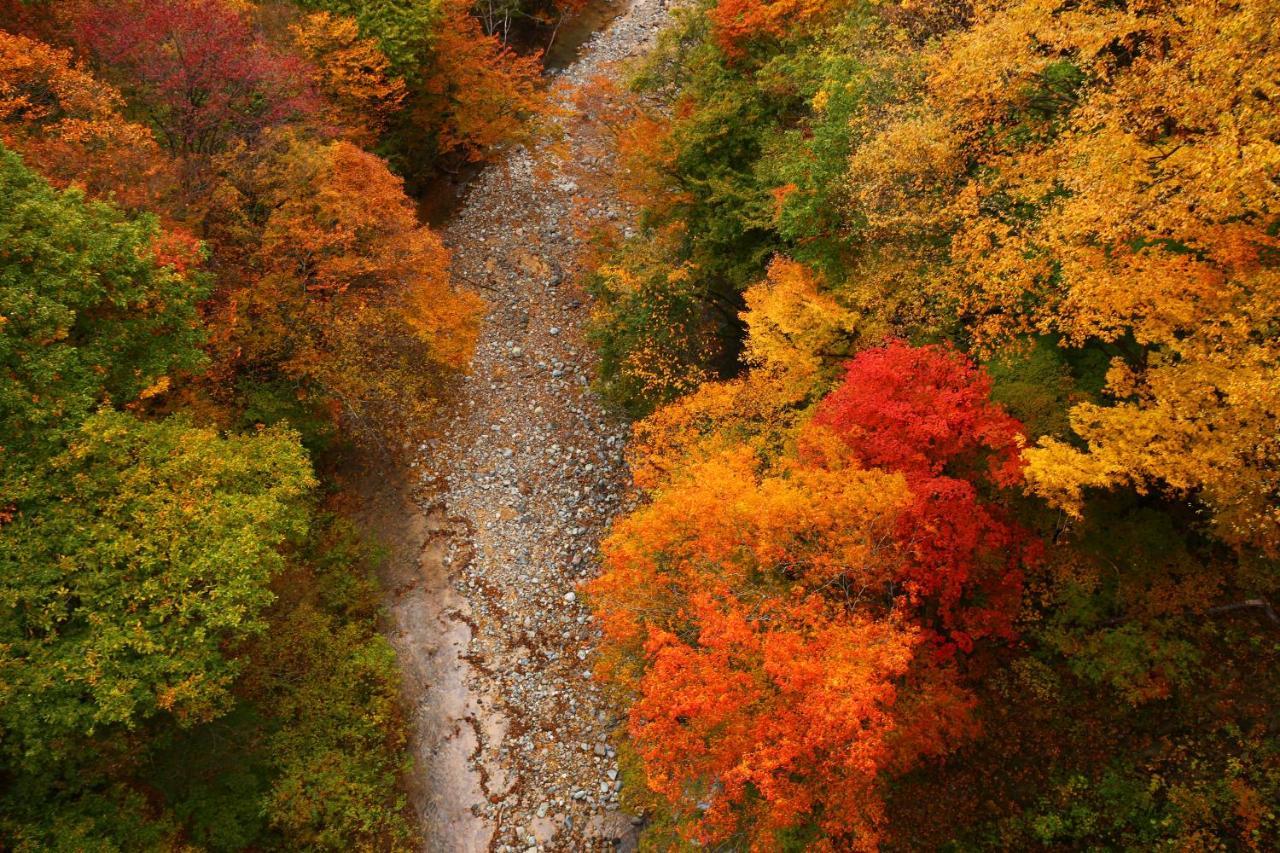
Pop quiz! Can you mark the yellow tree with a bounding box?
[740,258,859,396]
[290,11,406,147]
[849,0,1280,553]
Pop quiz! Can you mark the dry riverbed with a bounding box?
[371,3,676,850]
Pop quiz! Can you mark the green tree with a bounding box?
[0,410,314,774]
[0,145,207,497]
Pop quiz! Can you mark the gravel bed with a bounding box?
[391,3,676,850]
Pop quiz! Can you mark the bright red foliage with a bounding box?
[895,477,1029,651]
[814,339,1025,485]
[633,591,919,849]
[592,346,1035,844]
[75,0,315,156]
[816,340,1035,648]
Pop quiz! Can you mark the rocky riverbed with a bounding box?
[376,2,676,850]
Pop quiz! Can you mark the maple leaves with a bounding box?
[634,594,919,849]
[589,436,917,847]
[814,340,1025,487]
[815,341,1034,647]
[709,0,841,57]
[1,410,315,769]
[590,343,1030,845]
[2,0,510,445]
[75,0,316,156]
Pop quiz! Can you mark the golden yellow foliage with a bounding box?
[290,12,407,147]
[847,0,1280,552]
[741,258,859,394]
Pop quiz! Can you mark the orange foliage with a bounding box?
[710,0,842,56]
[419,0,548,160]
[0,29,171,208]
[290,12,406,147]
[636,593,918,850]
[589,350,1027,844]
[623,372,805,492]
[589,436,926,847]
[149,225,204,275]
[204,131,481,439]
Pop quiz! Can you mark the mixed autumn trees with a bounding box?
[590,342,1033,848]
[586,0,1280,848]
[4,0,1277,848]
[1,0,549,846]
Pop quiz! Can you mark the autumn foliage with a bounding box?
[586,0,1280,847]
[0,30,170,207]
[290,11,406,146]
[815,341,1034,649]
[5,0,1279,847]
[75,0,315,157]
[709,0,840,56]
[0,0,541,845]
[223,132,482,435]
[419,0,548,160]
[590,344,1030,847]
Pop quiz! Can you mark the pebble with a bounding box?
[396,2,676,849]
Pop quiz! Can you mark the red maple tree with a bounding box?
[815,340,1036,649]
[75,0,315,156]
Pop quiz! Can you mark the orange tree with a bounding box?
[199,130,482,444]
[589,343,1032,848]
[0,30,172,209]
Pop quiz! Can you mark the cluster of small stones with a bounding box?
[401,2,677,850]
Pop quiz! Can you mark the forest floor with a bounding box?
[362,3,674,851]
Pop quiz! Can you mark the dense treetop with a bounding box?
[583,0,1280,848]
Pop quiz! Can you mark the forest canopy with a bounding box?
[583,0,1280,848]
[2,0,1278,849]
[0,0,546,846]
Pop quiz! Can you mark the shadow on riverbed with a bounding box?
[545,0,629,70]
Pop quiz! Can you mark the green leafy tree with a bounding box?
[0,145,207,497]
[0,410,314,774]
